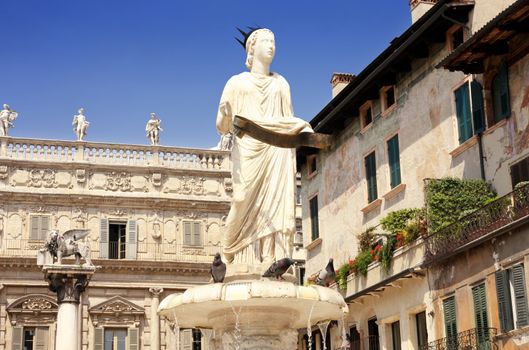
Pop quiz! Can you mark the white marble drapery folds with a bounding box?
[217,71,312,264]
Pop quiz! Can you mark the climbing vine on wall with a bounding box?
[425,177,496,233]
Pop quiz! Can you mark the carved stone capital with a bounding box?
[47,273,89,304]
[149,287,164,297]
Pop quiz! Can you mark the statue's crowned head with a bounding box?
[3,104,9,110]
[78,107,84,114]
[237,28,275,70]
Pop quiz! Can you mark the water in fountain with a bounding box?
[318,320,331,350]
[306,302,316,349]
[229,301,242,350]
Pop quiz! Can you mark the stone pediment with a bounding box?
[7,294,58,326]
[89,296,144,316]
[7,294,58,312]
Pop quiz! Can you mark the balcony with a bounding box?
[0,239,221,264]
[423,183,529,265]
[343,237,425,300]
[421,328,497,350]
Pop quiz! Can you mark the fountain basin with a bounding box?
[158,279,348,330]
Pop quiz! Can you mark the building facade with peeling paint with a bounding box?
[298,0,529,349]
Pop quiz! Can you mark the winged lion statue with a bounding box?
[43,229,93,266]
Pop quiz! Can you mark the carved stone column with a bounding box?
[43,266,95,350]
[149,287,163,350]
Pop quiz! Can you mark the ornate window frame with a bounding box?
[7,294,58,326]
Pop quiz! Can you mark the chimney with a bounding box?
[331,73,355,98]
[410,0,438,23]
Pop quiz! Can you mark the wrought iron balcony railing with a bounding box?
[0,239,222,264]
[423,183,529,265]
[420,327,497,350]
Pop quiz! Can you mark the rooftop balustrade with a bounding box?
[423,183,529,265]
[0,136,230,171]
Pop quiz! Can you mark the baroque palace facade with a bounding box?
[0,136,232,349]
[298,0,529,349]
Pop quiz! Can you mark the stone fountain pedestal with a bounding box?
[158,278,348,349]
[42,265,96,350]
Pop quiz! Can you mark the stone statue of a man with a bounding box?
[216,28,312,266]
[0,104,18,137]
[146,112,163,145]
[72,108,89,141]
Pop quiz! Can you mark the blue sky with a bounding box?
[3,1,411,148]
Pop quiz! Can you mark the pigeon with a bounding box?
[315,258,336,286]
[210,253,226,283]
[262,258,296,280]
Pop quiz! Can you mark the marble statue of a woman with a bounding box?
[216,28,312,267]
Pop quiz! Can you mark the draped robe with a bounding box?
[217,72,312,264]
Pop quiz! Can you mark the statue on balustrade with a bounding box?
[72,107,90,141]
[146,112,163,145]
[38,229,93,266]
[216,28,313,266]
[0,104,18,137]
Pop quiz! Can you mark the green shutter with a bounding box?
[94,328,104,350]
[470,80,486,133]
[11,326,23,350]
[30,216,40,240]
[416,311,428,348]
[365,152,377,202]
[184,221,192,245]
[512,265,529,328]
[126,220,137,259]
[99,218,109,259]
[492,63,511,122]
[495,270,514,332]
[455,83,472,144]
[472,283,489,345]
[387,135,401,189]
[310,196,319,241]
[443,296,458,349]
[128,328,139,350]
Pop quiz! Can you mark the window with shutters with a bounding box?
[415,311,428,349]
[454,80,486,144]
[387,134,401,189]
[365,151,378,203]
[29,215,50,241]
[380,86,396,116]
[12,327,49,350]
[391,321,401,350]
[443,296,458,350]
[183,221,202,247]
[472,283,490,347]
[491,62,511,123]
[307,155,318,177]
[108,221,127,259]
[309,195,319,241]
[495,264,529,333]
[360,101,374,132]
[511,156,529,189]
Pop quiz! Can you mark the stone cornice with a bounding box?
[0,257,211,275]
[0,190,230,212]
